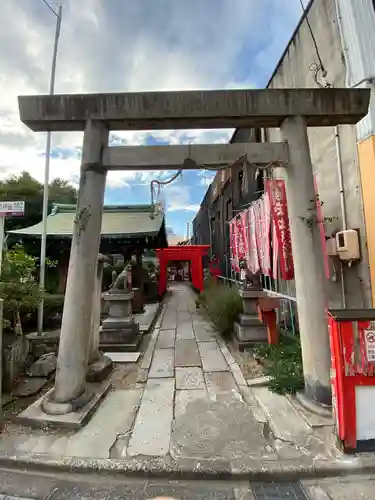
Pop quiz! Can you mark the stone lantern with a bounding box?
[100,264,140,351]
[234,268,268,349]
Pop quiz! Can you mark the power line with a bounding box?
[298,0,331,87]
[298,0,326,73]
[41,0,58,17]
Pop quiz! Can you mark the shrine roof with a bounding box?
[8,203,167,244]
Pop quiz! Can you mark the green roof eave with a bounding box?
[7,203,167,242]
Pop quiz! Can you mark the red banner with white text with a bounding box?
[265,179,294,280]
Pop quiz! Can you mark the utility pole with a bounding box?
[38,3,62,335]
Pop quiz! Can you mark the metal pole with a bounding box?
[0,299,3,427]
[0,217,5,276]
[38,5,62,335]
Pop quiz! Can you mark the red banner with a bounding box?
[265,179,294,280]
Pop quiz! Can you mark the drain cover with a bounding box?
[251,482,308,500]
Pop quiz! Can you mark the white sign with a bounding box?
[364,329,375,363]
[0,201,25,217]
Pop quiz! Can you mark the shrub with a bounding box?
[22,293,65,332]
[0,244,42,335]
[200,281,242,338]
[43,293,64,322]
[252,335,304,395]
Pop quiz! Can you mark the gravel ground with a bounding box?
[228,343,265,380]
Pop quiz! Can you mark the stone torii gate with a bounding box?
[18,88,369,425]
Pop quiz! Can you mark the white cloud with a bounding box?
[0,0,301,195]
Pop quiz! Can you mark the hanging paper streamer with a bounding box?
[248,205,260,274]
[263,193,272,276]
[265,179,294,280]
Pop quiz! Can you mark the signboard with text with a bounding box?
[364,329,375,363]
[0,201,25,217]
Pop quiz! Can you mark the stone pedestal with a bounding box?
[132,287,145,314]
[99,292,140,352]
[234,289,268,350]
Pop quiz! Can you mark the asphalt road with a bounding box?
[0,465,374,499]
[0,466,253,500]
[0,466,320,500]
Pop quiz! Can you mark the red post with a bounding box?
[327,309,375,453]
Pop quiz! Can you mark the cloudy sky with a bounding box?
[0,0,303,236]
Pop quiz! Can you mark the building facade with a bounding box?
[193,0,375,309]
[192,128,264,276]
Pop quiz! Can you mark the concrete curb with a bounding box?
[1,452,375,482]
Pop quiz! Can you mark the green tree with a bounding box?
[0,244,42,334]
[0,171,77,232]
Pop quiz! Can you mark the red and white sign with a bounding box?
[0,201,25,217]
[364,330,375,363]
[265,180,294,280]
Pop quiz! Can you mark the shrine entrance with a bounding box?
[17,87,369,417]
[156,245,210,297]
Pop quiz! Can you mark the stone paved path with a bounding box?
[127,284,270,463]
[0,283,340,478]
[0,285,271,466]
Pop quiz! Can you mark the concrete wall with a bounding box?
[266,0,372,308]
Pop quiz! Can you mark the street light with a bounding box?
[38,2,62,335]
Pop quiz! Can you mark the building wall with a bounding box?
[336,0,375,306]
[192,139,263,276]
[266,0,372,308]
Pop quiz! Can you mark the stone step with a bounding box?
[238,314,264,327]
[233,322,268,343]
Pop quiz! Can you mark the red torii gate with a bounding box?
[156,245,210,297]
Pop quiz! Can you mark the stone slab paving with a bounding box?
[198,341,230,372]
[176,322,195,340]
[175,339,201,366]
[175,389,208,417]
[127,378,175,457]
[193,324,218,342]
[148,348,175,378]
[155,328,176,349]
[175,367,205,390]
[252,386,311,444]
[205,371,238,394]
[134,302,159,332]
